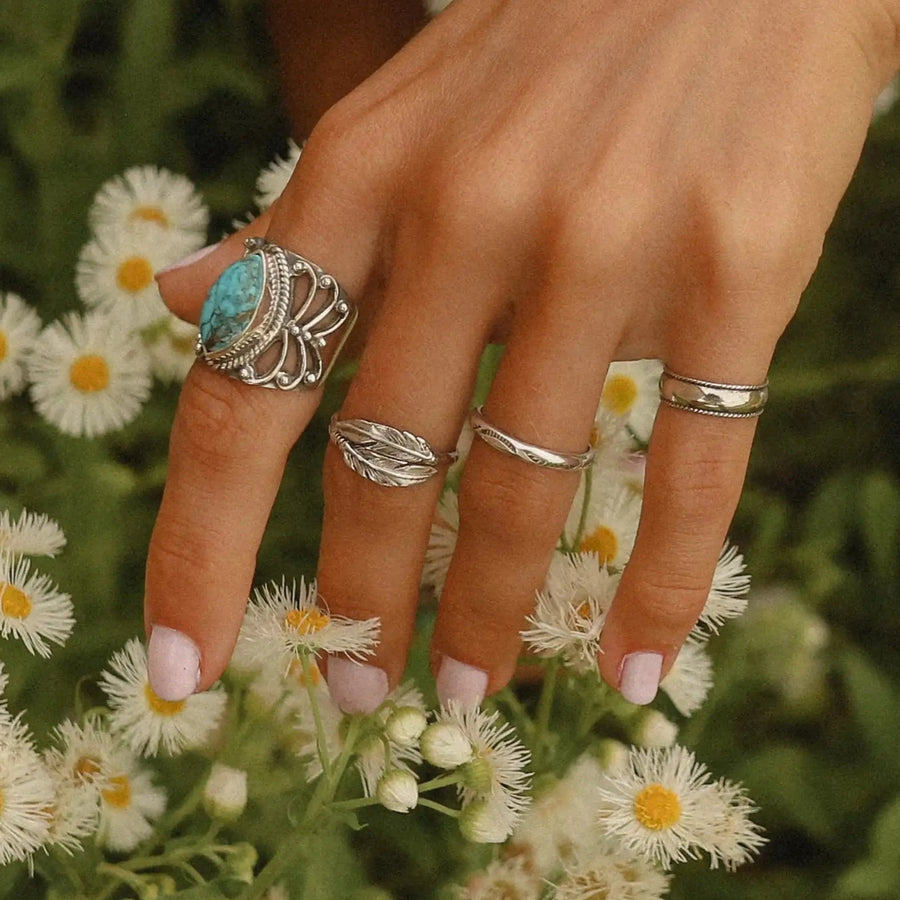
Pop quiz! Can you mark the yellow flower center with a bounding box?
[130,205,169,227]
[633,783,682,830]
[288,659,321,687]
[0,330,7,363]
[102,775,132,809]
[0,582,32,619]
[575,600,593,621]
[69,354,110,393]
[74,755,102,781]
[144,683,186,716]
[116,255,155,293]
[284,608,330,635]
[579,525,618,565]
[602,375,638,416]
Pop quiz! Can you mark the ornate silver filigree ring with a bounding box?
[195,237,356,390]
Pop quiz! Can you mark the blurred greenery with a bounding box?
[1,1,899,897]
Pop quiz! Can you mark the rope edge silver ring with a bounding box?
[469,407,595,471]
[328,415,458,488]
[659,367,769,419]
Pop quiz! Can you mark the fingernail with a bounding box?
[147,626,201,701]
[155,241,221,278]
[326,657,389,714]
[436,657,488,709]
[619,652,663,705]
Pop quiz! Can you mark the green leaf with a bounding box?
[858,470,900,583]
[0,49,44,94]
[838,647,900,778]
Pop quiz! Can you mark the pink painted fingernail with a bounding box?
[326,657,389,714]
[619,652,663,705]
[436,657,488,709]
[156,242,221,278]
[147,626,201,701]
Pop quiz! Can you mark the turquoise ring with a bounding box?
[195,237,356,390]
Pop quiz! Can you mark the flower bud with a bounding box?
[376,769,418,813]
[384,706,428,747]
[203,763,248,822]
[420,723,473,769]
[224,842,259,884]
[458,798,513,844]
[634,711,678,748]
[594,738,629,773]
[459,756,494,794]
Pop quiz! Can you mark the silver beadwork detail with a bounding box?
[328,416,458,488]
[469,407,594,471]
[196,238,356,391]
[658,368,769,418]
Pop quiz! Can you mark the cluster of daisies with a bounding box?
[0,143,304,438]
[0,506,232,864]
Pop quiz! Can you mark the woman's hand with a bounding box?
[144,0,899,710]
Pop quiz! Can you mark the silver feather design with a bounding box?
[328,417,456,488]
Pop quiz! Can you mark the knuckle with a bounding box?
[458,461,575,549]
[173,371,286,474]
[628,567,710,630]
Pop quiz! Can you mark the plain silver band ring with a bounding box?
[659,367,769,418]
[328,415,458,488]
[469,407,595,472]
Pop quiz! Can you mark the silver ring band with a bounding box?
[469,407,594,472]
[196,237,356,390]
[328,416,458,488]
[659,368,768,418]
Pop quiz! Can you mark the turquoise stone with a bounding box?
[199,255,264,353]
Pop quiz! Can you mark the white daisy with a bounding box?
[596,745,728,870]
[551,846,671,900]
[563,483,641,570]
[510,753,607,876]
[143,313,198,382]
[27,310,152,438]
[0,714,54,863]
[0,508,66,558]
[76,221,182,328]
[239,578,380,673]
[255,140,304,211]
[699,778,766,871]
[696,543,750,633]
[0,552,74,657]
[99,638,227,757]
[49,718,118,788]
[521,553,619,673]
[600,360,664,445]
[40,751,100,855]
[422,489,459,599]
[456,856,541,899]
[436,702,531,839]
[659,640,714,717]
[96,744,166,853]
[0,292,41,400]
[88,165,209,244]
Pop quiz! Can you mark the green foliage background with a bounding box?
[1,2,898,897]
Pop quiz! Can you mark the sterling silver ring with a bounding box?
[469,407,594,472]
[195,237,356,390]
[328,416,458,488]
[659,368,769,418]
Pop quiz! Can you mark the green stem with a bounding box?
[238,835,302,900]
[330,795,381,812]
[533,658,560,771]
[417,797,461,818]
[301,654,333,777]
[417,772,463,793]
[572,465,594,550]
